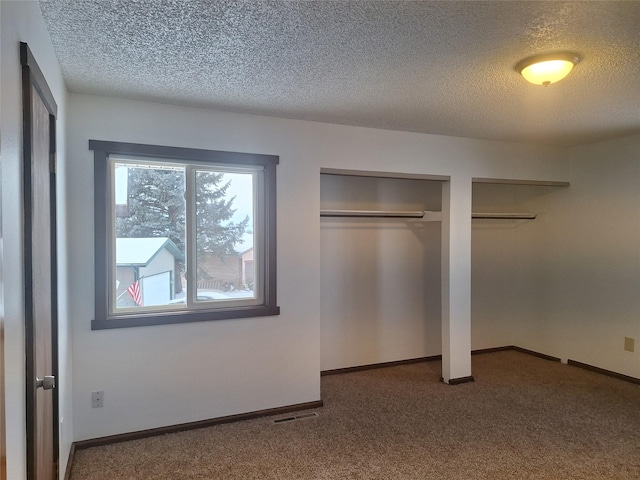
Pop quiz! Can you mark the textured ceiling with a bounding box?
[39,0,640,146]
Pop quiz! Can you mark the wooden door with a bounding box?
[21,42,59,480]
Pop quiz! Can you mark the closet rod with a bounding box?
[472,213,536,220]
[320,210,536,220]
[320,209,426,218]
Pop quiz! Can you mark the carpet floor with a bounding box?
[69,351,640,479]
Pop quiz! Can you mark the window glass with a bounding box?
[194,169,258,304]
[114,162,186,310]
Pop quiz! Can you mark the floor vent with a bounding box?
[273,412,318,424]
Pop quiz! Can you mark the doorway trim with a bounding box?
[21,41,59,480]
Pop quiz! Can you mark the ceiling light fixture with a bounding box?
[515,52,580,86]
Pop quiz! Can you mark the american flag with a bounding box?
[127,280,142,306]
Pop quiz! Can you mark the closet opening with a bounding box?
[319,170,570,379]
[471,180,570,354]
[320,171,444,373]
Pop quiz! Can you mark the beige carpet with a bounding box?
[69,351,640,479]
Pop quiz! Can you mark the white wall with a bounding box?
[68,95,324,441]
[67,92,567,440]
[0,2,71,479]
[514,134,640,378]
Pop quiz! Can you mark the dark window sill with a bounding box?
[92,305,281,330]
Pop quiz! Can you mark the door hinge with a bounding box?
[50,153,57,174]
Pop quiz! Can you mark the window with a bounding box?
[90,140,279,329]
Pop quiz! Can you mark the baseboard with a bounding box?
[321,346,561,377]
[508,346,562,362]
[567,359,640,385]
[74,400,323,450]
[441,375,475,385]
[472,345,561,362]
[321,355,442,376]
[63,442,75,480]
[471,346,515,355]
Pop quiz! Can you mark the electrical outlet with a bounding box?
[624,337,635,353]
[92,391,104,408]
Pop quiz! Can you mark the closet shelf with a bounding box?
[320,210,536,220]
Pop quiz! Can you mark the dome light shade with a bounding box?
[516,52,580,86]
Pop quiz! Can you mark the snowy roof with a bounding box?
[116,238,184,266]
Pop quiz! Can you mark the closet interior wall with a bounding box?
[471,182,564,355]
[320,174,442,371]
